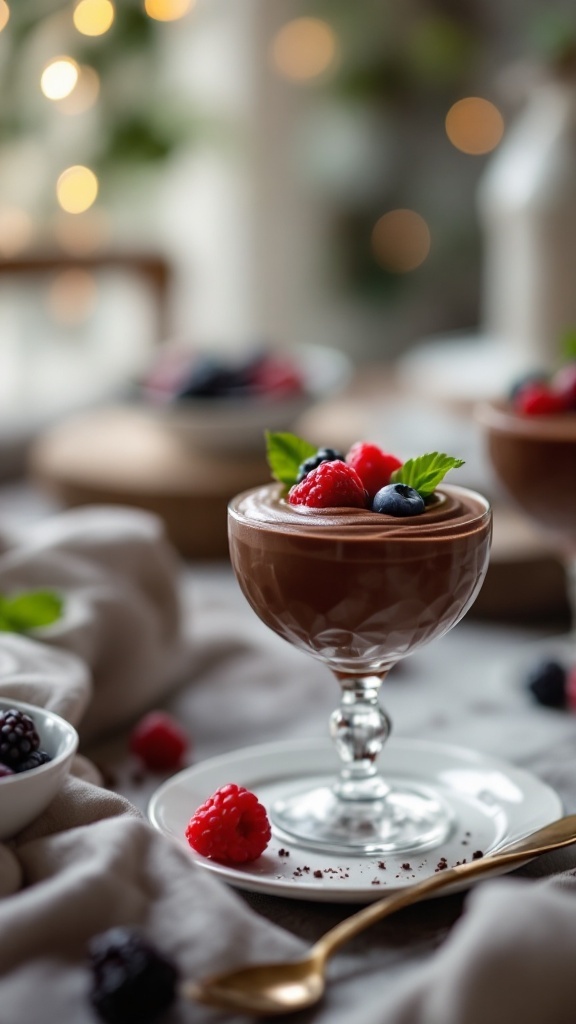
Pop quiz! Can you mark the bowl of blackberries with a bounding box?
[0,697,78,839]
[139,342,352,453]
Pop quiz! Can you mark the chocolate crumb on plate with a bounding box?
[472,850,484,860]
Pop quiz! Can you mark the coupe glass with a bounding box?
[228,482,492,855]
[477,401,576,665]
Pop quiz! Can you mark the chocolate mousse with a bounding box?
[478,402,576,542]
[228,482,491,674]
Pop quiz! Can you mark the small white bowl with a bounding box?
[0,697,78,840]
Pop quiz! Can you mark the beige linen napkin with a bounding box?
[0,569,303,1024]
[0,505,192,740]
[0,777,304,1024]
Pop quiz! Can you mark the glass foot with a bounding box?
[271,778,455,855]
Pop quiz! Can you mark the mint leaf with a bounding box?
[391,452,465,499]
[265,431,317,486]
[0,590,64,633]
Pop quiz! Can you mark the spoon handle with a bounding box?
[314,814,576,962]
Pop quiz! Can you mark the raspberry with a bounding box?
[185,783,271,863]
[514,382,568,415]
[129,711,188,771]
[346,441,403,499]
[288,461,367,509]
[0,709,40,767]
[88,926,179,1024]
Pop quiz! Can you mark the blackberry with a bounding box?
[88,927,179,1024]
[296,447,345,483]
[526,660,566,708]
[0,709,40,767]
[14,749,51,773]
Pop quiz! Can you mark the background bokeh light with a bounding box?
[0,1,9,33]
[40,58,79,101]
[73,0,115,37]
[144,0,194,21]
[56,166,99,214]
[445,97,505,155]
[372,210,432,274]
[271,18,338,82]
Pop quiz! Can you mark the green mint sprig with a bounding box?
[391,452,465,499]
[265,431,317,486]
[0,590,64,633]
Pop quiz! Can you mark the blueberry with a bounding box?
[296,447,345,483]
[508,371,548,400]
[372,483,425,517]
[526,659,566,708]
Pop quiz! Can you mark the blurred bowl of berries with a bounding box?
[0,697,78,840]
[138,343,352,453]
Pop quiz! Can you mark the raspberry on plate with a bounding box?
[346,442,403,499]
[129,711,189,772]
[185,783,271,864]
[288,460,367,509]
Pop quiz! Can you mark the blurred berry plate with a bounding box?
[141,344,352,453]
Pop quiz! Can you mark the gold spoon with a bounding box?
[184,813,576,1015]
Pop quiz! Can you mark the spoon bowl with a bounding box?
[185,814,576,1015]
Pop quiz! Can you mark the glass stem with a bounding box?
[330,672,392,802]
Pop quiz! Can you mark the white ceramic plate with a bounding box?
[148,737,562,904]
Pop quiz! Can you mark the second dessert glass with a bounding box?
[477,401,576,665]
[228,482,492,855]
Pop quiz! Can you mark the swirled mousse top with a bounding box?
[229,482,490,540]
